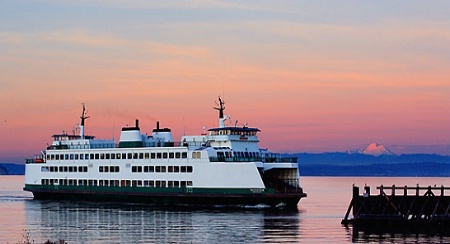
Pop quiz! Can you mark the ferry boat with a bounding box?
[24,98,306,207]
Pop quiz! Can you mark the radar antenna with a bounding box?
[80,103,90,139]
[80,103,90,126]
[213,96,225,119]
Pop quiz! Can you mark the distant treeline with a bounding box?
[299,162,450,177]
[2,153,450,176]
[292,152,450,166]
[292,152,450,176]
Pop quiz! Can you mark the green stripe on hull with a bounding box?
[23,184,305,207]
[24,184,275,195]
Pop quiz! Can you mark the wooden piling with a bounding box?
[342,184,450,235]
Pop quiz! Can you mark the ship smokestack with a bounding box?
[156,121,160,130]
[135,119,139,128]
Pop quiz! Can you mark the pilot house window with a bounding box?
[192,152,201,158]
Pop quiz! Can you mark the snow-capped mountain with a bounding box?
[348,143,395,156]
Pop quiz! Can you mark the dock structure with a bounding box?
[342,185,450,234]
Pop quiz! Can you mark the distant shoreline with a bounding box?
[299,162,450,177]
[0,163,25,175]
[2,161,450,177]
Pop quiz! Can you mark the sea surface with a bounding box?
[2,176,450,243]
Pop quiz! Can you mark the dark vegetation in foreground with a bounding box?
[13,229,66,244]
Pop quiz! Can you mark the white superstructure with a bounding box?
[24,98,306,207]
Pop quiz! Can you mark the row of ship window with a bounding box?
[211,130,257,136]
[46,151,190,161]
[130,165,193,173]
[41,165,194,174]
[41,179,193,188]
[44,151,262,161]
[41,166,88,173]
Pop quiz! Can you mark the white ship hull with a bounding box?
[24,99,306,207]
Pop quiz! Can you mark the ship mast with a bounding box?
[79,103,90,139]
[214,97,226,128]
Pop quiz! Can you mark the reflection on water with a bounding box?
[352,231,450,243]
[5,176,450,243]
[25,200,301,244]
[301,176,450,243]
[350,221,450,243]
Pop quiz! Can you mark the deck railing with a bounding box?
[209,156,297,163]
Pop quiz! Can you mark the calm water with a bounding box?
[2,176,450,243]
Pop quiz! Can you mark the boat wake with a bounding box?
[0,195,33,202]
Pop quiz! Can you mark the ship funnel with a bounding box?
[152,121,173,147]
[118,119,143,148]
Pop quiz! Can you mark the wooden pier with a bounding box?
[342,185,450,235]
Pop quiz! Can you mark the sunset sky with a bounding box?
[1,1,450,162]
